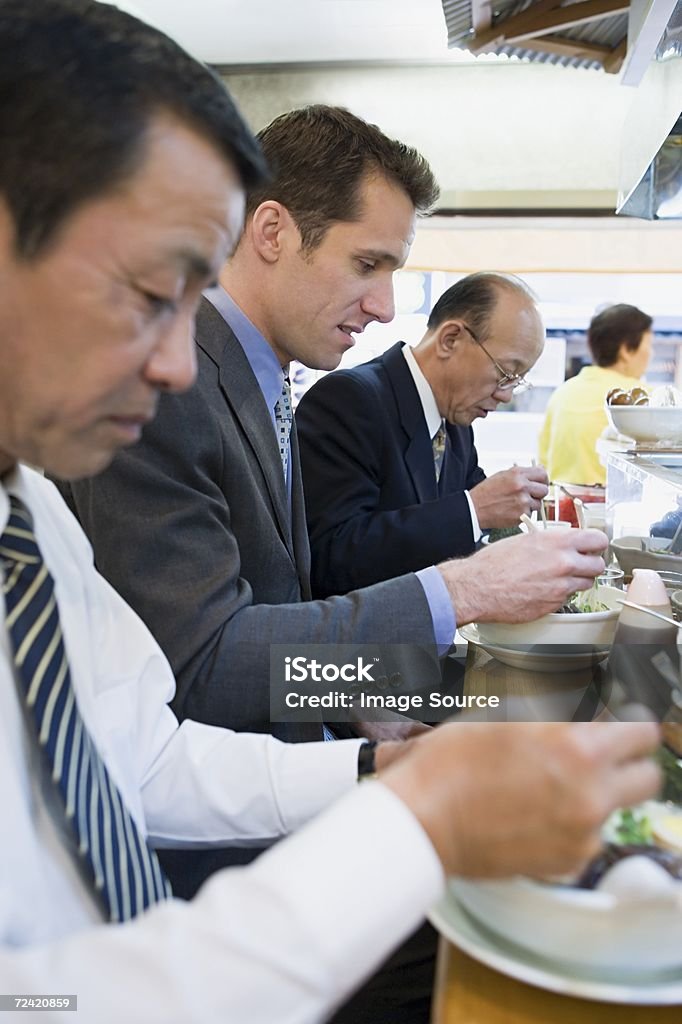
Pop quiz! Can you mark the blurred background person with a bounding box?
[538,303,653,486]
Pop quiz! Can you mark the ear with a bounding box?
[435,320,466,359]
[248,200,298,265]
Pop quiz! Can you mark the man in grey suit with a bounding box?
[56,105,610,1022]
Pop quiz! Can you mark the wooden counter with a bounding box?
[460,642,612,721]
[432,940,682,1023]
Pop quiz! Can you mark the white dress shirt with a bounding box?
[402,344,482,542]
[0,466,443,1023]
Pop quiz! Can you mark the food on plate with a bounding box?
[576,742,682,889]
[659,740,682,804]
[577,842,682,889]
[653,814,682,854]
[559,593,609,614]
[606,386,651,407]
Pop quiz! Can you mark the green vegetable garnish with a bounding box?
[614,808,653,845]
[658,745,682,806]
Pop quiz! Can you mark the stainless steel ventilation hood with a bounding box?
[617,0,682,218]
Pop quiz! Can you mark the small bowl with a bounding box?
[606,404,682,444]
[611,536,682,576]
[596,566,624,588]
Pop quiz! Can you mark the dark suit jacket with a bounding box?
[296,342,487,597]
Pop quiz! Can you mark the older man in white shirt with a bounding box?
[0,3,661,1023]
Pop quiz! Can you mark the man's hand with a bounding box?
[353,718,431,742]
[470,465,549,528]
[381,721,661,879]
[438,528,608,626]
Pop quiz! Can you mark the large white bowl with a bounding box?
[606,404,682,444]
[451,872,682,974]
[475,585,622,650]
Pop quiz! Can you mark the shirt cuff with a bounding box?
[464,490,482,542]
[415,566,456,653]
[270,736,365,834]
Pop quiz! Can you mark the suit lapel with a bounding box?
[383,343,438,502]
[194,300,295,559]
[290,424,312,599]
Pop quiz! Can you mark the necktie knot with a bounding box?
[432,420,447,481]
[274,377,293,482]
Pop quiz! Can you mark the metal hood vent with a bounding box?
[619,122,682,218]
[617,1,682,219]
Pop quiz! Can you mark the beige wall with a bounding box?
[407,217,682,273]
[221,63,633,208]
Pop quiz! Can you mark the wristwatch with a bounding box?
[357,740,378,782]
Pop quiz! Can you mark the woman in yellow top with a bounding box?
[538,304,653,485]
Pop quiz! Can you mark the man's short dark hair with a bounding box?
[0,0,269,258]
[427,272,536,337]
[587,304,654,367]
[246,105,439,251]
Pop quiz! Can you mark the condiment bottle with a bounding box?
[608,569,680,722]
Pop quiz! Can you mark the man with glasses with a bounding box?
[297,273,549,596]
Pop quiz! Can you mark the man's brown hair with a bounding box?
[247,105,439,251]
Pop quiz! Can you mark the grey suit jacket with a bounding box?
[55,298,439,740]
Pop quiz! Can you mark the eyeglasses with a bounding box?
[461,323,532,395]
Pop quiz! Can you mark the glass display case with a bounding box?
[607,451,682,540]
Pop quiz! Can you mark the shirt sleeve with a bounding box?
[415,566,456,653]
[0,784,445,1024]
[142,721,365,847]
[463,490,482,543]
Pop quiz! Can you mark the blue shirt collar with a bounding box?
[204,285,286,417]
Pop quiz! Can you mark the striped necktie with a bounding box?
[274,377,293,482]
[1,495,172,921]
[432,420,447,481]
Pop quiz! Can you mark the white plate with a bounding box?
[429,884,682,1005]
[459,623,610,672]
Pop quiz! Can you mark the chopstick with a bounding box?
[573,496,587,529]
[520,513,540,533]
[530,458,548,526]
[616,598,680,629]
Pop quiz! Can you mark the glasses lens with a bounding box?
[497,376,530,394]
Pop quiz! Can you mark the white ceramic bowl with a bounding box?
[611,536,682,576]
[606,404,682,444]
[475,585,622,649]
[451,873,682,974]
